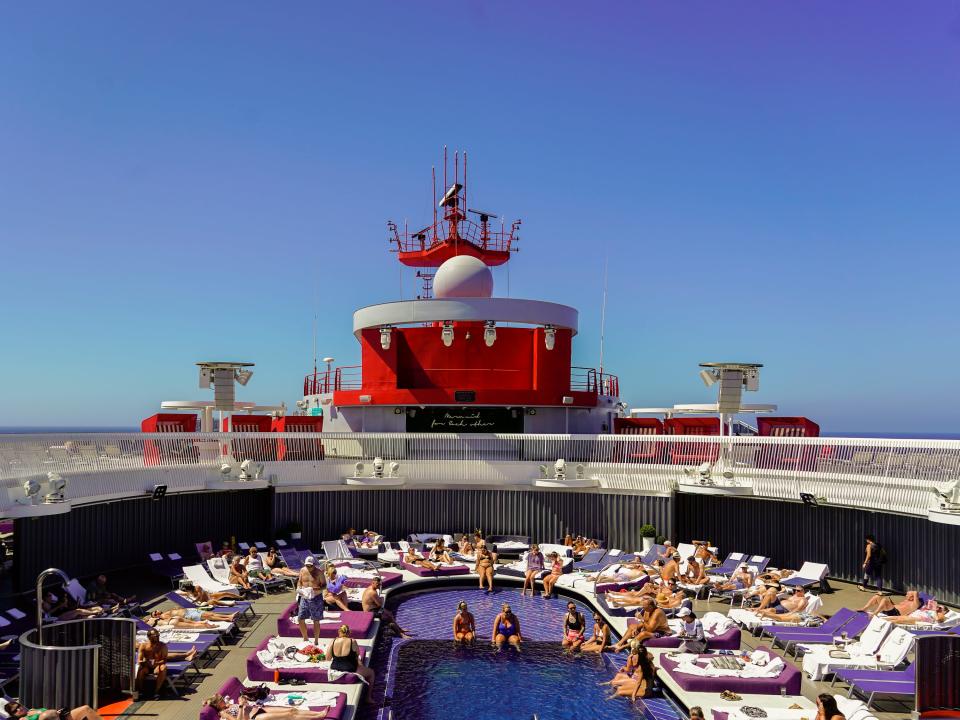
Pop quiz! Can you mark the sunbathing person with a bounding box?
[683,557,708,585]
[750,582,783,609]
[613,598,670,652]
[755,587,808,618]
[42,590,108,621]
[816,693,846,720]
[206,694,329,720]
[149,607,237,624]
[405,546,439,572]
[428,538,454,565]
[475,544,494,592]
[660,554,680,583]
[361,577,411,637]
[263,547,299,578]
[136,628,196,694]
[541,552,564,598]
[712,564,755,592]
[86,575,136,608]
[453,600,476,644]
[592,563,648,586]
[859,589,921,617]
[6,701,104,720]
[692,541,718,567]
[656,587,687,610]
[457,535,475,557]
[492,603,522,649]
[323,566,350,611]
[581,612,610,653]
[563,533,574,546]
[181,582,242,606]
[229,558,254,593]
[886,604,949,625]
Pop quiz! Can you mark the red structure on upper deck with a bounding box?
[388,148,520,272]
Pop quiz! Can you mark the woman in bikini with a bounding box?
[136,628,197,693]
[815,693,846,720]
[263,547,299,578]
[452,600,476,644]
[404,546,439,572]
[183,583,242,606]
[475,544,494,592]
[492,603,522,649]
[608,645,655,702]
[205,694,329,720]
[150,608,237,623]
[327,624,375,685]
[323,566,350,611]
[541,552,564,598]
[429,539,454,565]
[561,601,586,652]
[5,703,103,720]
[521,544,545,597]
[229,559,254,593]
[602,640,642,687]
[581,612,611,653]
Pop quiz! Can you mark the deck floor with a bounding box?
[123,572,915,720]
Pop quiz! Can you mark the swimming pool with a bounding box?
[388,640,648,720]
[358,584,682,720]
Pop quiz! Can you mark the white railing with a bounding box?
[0,433,957,517]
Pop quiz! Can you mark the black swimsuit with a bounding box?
[330,641,359,672]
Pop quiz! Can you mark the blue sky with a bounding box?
[1,2,959,432]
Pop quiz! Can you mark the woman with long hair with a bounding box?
[816,693,845,720]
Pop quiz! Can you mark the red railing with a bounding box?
[303,365,362,395]
[570,367,619,397]
[389,216,520,254]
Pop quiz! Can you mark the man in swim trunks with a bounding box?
[297,556,326,643]
[613,598,669,652]
[859,589,921,617]
[755,587,808,618]
[361,577,411,638]
[136,628,197,694]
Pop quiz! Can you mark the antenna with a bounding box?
[432,166,437,240]
[599,255,608,375]
[312,313,318,379]
[463,151,468,216]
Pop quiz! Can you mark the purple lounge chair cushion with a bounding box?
[658,646,801,695]
[835,663,915,683]
[639,625,741,651]
[246,635,366,683]
[400,560,470,576]
[849,677,915,696]
[208,677,348,720]
[276,603,375,638]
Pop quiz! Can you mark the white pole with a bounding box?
[599,255,608,374]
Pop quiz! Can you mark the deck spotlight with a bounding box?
[219,463,233,475]
[22,478,41,504]
[934,479,960,509]
[484,321,496,347]
[554,458,566,480]
[699,369,720,387]
[239,459,263,481]
[380,326,393,350]
[372,457,385,478]
[576,464,585,480]
[441,321,454,347]
[355,462,365,476]
[544,325,556,351]
[235,369,254,386]
[44,472,68,503]
[389,461,401,477]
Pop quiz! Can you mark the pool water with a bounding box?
[356,585,681,720]
[388,640,649,720]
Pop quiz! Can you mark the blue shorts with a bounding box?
[298,595,325,621]
[773,604,788,614]
[184,609,202,622]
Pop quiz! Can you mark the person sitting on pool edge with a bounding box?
[561,601,586,652]
[327,624,376,688]
[540,552,564,598]
[492,603,522,649]
[361,577,412,638]
[521,544,545,598]
[453,600,476,645]
[581,612,611,653]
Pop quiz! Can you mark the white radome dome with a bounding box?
[433,255,494,299]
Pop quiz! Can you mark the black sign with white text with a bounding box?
[405,407,524,433]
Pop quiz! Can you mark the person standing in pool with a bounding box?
[561,601,586,652]
[521,544,545,597]
[492,603,522,649]
[452,600,476,644]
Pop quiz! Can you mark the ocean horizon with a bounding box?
[0,426,957,440]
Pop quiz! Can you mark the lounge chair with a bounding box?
[165,590,255,623]
[834,664,915,708]
[781,561,830,591]
[768,609,870,656]
[706,552,747,576]
[149,552,185,586]
[182,563,241,596]
[322,540,355,562]
[801,621,914,681]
